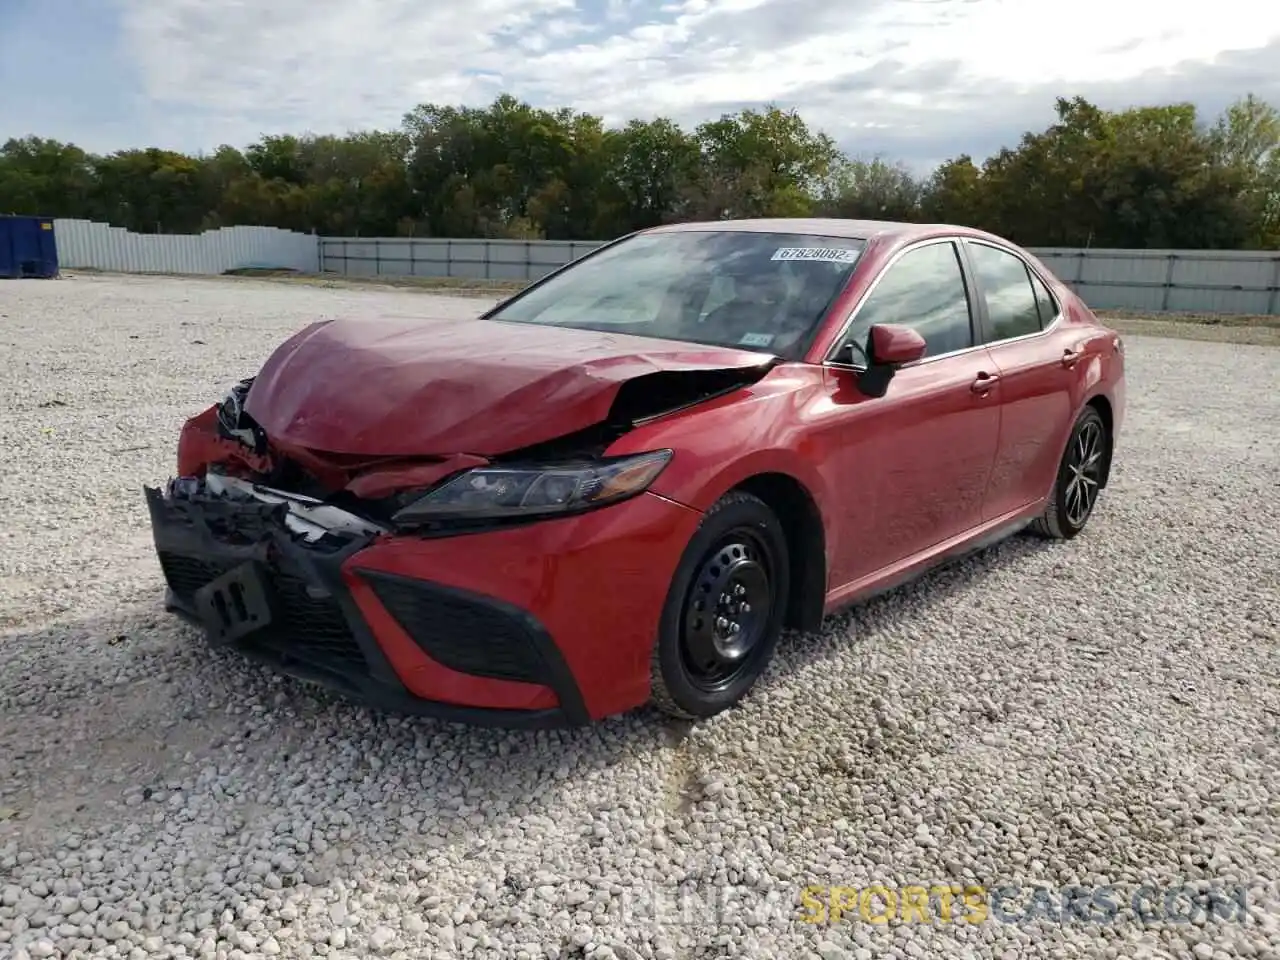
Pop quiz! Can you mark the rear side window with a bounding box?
[967,242,1042,341]
[1028,268,1059,326]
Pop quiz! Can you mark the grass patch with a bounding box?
[1097,308,1280,330]
[1100,316,1279,347]
[249,272,531,297]
[222,267,303,277]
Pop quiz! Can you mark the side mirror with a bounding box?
[854,323,926,398]
[868,324,926,366]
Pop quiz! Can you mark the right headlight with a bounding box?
[391,449,674,525]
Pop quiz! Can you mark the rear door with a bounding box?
[960,239,1082,520]
[819,238,1004,588]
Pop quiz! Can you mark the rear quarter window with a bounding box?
[1027,268,1059,326]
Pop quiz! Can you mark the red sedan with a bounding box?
[146,218,1125,726]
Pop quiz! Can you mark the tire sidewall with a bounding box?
[1053,406,1106,537]
[654,496,791,717]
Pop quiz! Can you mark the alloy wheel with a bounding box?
[1064,418,1105,527]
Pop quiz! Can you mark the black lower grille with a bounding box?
[257,572,367,673]
[363,571,549,685]
[159,550,367,676]
[159,553,235,597]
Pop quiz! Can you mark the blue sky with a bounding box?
[3,0,1279,172]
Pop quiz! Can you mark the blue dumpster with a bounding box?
[0,215,59,278]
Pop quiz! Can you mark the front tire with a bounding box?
[649,492,790,719]
[1031,405,1109,540]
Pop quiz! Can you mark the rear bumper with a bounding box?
[145,478,701,726]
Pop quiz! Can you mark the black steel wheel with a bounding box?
[650,492,790,719]
[1031,405,1110,540]
[679,529,774,692]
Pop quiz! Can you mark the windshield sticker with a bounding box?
[771,246,860,263]
[739,332,775,347]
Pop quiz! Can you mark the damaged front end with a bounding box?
[173,358,776,534]
[146,469,590,726]
[145,470,395,697]
[181,377,490,510]
[155,379,426,700]
[145,355,775,720]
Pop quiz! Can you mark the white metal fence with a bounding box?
[1032,247,1280,316]
[38,221,1280,316]
[319,237,1280,315]
[318,237,603,282]
[53,219,319,275]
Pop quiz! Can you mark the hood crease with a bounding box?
[244,315,774,457]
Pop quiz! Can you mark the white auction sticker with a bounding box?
[771,247,860,263]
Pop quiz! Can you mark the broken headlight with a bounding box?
[391,449,673,525]
[216,377,266,454]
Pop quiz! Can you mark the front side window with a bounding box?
[841,241,974,362]
[486,230,867,359]
[967,242,1043,341]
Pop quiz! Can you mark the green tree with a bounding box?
[0,137,95,217]
[942,96,1255,248]
[296,132,413,236]
[404,100,518,236]
[919,155,986,227]
[596,118,699,234]
[1209,93,1280,247]
[817,156,923,221]
[90,148,212,232]
[681,106,840,219]
[245,135,309,185]
[976,96,1115,246]
[3,91,1277,248]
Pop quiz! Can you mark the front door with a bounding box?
[818,239,1003,588]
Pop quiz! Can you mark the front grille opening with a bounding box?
[253,572,367,674]
[158,550,369,679]
[159,553,235,598]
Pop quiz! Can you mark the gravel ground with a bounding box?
[1,273,1278,960]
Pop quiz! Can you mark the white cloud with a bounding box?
[890,0,1278,85]
[117,0,574,131]
[114,0,1280,165]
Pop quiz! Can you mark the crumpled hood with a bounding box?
[245,314,773,457]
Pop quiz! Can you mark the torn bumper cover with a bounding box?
[144,474,591,727]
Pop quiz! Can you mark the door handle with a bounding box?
[971,372,1000,394]
[1061,347,1083,368]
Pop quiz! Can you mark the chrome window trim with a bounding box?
[823,235,1067,373]
[822,236,979,372]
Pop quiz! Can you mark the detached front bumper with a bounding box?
[145,476,702,726]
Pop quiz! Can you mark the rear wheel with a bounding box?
[1031,405,1109,540]
[649,492,790,719]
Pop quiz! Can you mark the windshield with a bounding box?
[486,230,867,359]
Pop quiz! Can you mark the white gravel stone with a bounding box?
[1,273,1278,959]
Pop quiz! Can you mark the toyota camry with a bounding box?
[145,218,1125,726]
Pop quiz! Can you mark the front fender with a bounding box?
[604,365,835,528]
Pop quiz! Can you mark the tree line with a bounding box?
[3,93,1278,250]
